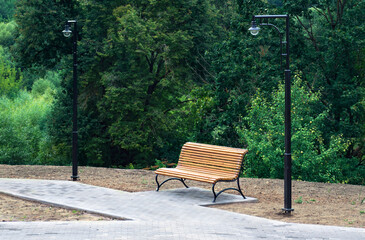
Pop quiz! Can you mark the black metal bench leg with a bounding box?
[155,174,161,191]
[155,174,189,191]
[211,178,246,202]
[212,183,217,202]
[237,177,246,199]
[181,178,189,189]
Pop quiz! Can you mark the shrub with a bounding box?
[0,91,54,165]
[0,21,17,47]
[0,57,22,98]
[238,76,364,184]
[31,70,61,97]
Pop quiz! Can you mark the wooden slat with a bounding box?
[155,169,216,183]
[183,148,246,157]
[182,150,243,159]
[180,149,243,162]
[179,156,240,169]
[181,150,243,162]
[182,146,246,157]
[176,166,237,178]
[178,163,239,174]
[180,150,243,170]
[177,165,235,176]
[184,142,247,153]
[178,162,238,172]
[177,162,239,175]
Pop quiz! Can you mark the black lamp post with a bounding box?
[249,14,294,213]
[63,20,79,181]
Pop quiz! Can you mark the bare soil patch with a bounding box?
[0,165,364,228]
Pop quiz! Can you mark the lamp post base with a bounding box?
[71,176,79,181]
[282,208,294,214]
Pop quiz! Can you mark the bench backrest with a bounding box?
[177,142,248,178]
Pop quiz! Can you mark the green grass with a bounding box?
[294,196,303,204]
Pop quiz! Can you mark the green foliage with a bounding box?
[155,159,166,169]
[21,65,53,90]
[101,2,194,156]
[0,0,17,20]
[294,196,303,204]
[45,70,74,166]
[5,0,363,185]
[284,0,365,161]
[0,44,12,62]
[238,77,364,184]
[14,0,79,68]
[31,71,61,97]
[0,21,17,47]
[126,163,135,170]
[0,91,54,164]
[0,69,62,165]
[49,0,219,167]
[192,0,283,147]
[0,57,22,98]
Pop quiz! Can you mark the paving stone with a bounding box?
[0,178,364,240]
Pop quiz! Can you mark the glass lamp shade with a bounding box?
[248,25,260,36]
[62,25,72,38]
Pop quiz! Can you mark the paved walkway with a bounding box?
[0,178,364,239]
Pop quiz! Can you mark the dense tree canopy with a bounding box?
[284,0,365,159]
[0,0,16,20]
[14,0,78,68]
[0,0,362,184]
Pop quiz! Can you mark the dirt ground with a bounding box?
[0,165,364,228]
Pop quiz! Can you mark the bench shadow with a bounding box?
[156,187,258,206]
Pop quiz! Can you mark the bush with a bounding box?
[0,21,17,47]
[0,90,54,165]
[0,57,22,98]
[31,71,61,97]
[238,76,364,184]
[0,113,30,164]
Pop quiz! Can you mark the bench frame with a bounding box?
[155,143,247,202]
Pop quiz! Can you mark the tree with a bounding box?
[284,0,365,164]
[191,0,283,147]
[46,0,218,167]
[14,0,78,69]
[94,0,217,166]
[0,0,17,20]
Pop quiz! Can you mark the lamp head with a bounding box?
[248,20,260,36]
[62,24,72,38]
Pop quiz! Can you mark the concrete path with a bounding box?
[0,178,364,239]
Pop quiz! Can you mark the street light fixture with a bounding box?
[248,20,260,36]
[249,14,294,213]
[63,20,79,181]
[62,24,72,38]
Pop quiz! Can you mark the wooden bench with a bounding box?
[155,142,248,202]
